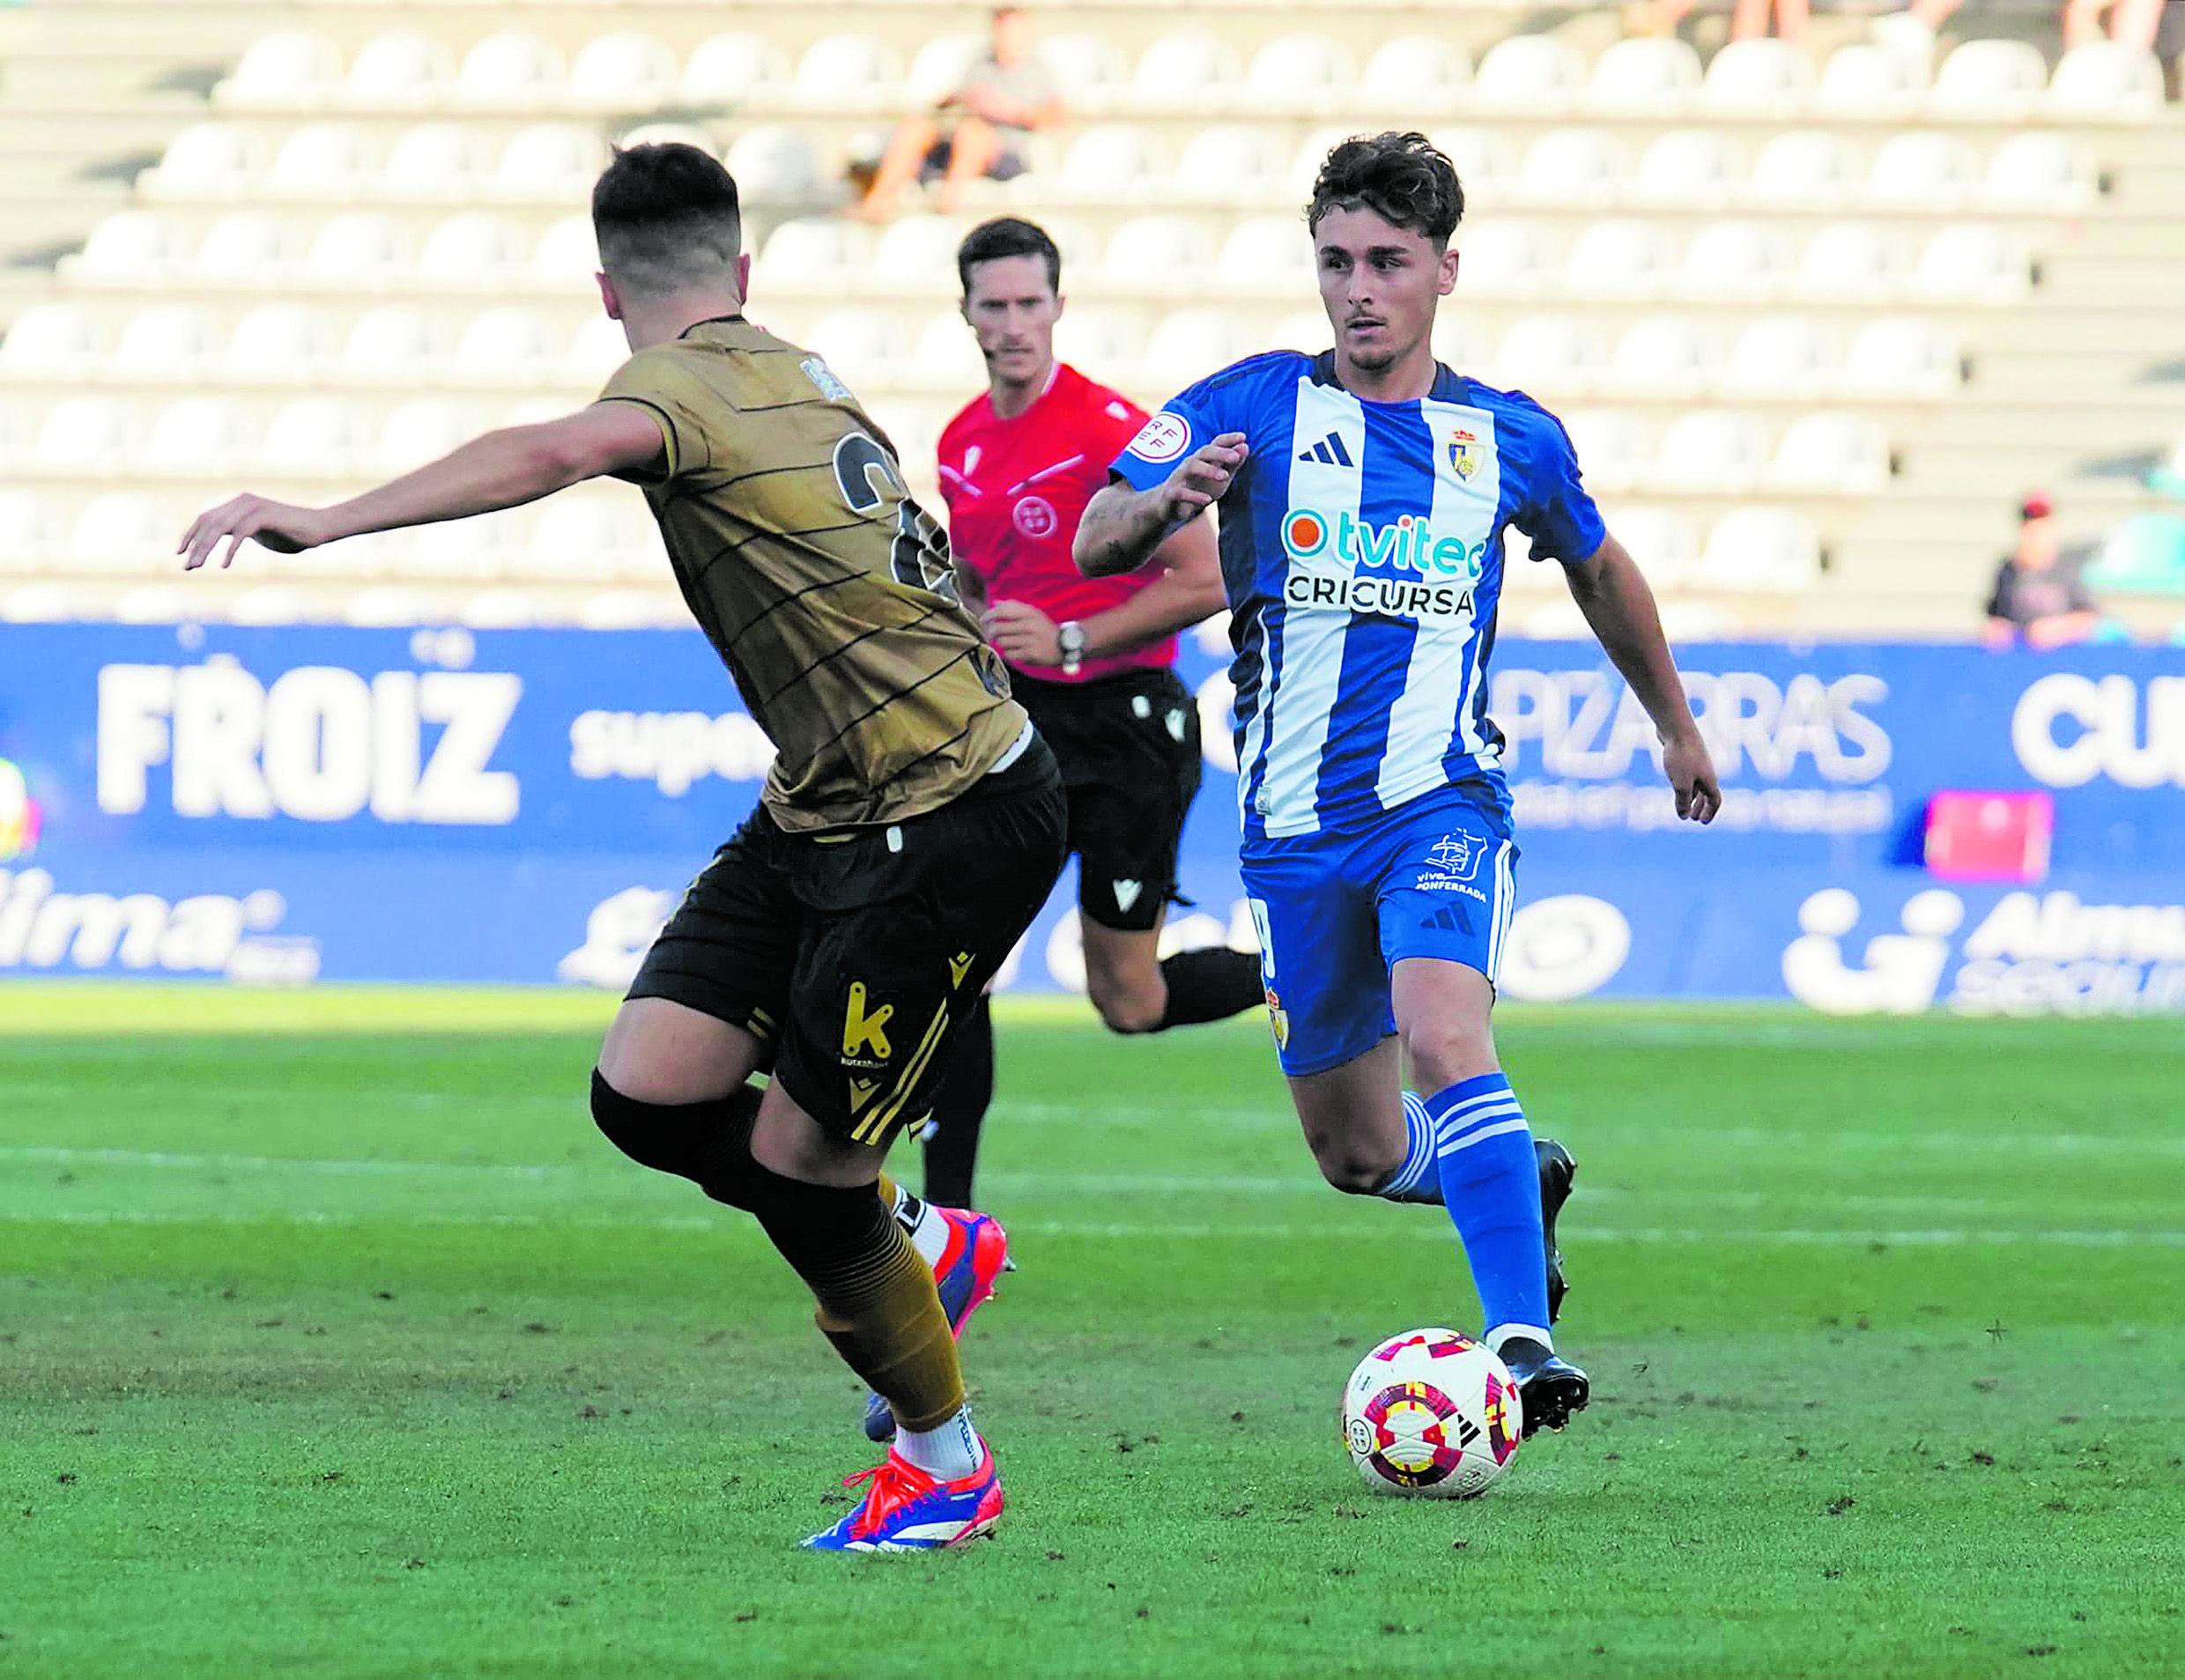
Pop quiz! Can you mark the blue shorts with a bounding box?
[1241,786,1519,1077]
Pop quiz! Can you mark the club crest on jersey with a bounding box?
[1126,412,1191,463]
[1448,430,1480,482]
[1426,832,1484,880]
[1011,494,1058,538]
[1264,987,1291,1050]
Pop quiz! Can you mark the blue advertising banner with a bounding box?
[1,623,2180,1013]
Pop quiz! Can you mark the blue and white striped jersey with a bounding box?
[1110,350,1605,841]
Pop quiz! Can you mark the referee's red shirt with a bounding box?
[937,361,1176,683]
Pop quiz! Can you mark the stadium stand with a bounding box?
[0,0,2181,637]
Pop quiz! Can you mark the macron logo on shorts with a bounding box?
[1112,879,1143,914]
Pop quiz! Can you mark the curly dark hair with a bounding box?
[1306,131,1464,245]
[956,216,1062,296]
[590,142,743,293]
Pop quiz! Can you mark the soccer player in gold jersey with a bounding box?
[178,144,1067,1552]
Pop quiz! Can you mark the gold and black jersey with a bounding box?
[597,316,1026,833]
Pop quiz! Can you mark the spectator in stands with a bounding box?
[1625,0,1809,45]
[1878,0,2174,56]
[856,8,1064,222]
[1984,492,2103,649]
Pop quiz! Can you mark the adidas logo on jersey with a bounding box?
[1296,433,1354,468]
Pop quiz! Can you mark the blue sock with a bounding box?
[1373,1092,1446,1205]
[1427,1073,1552,1349]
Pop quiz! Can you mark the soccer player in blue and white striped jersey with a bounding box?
[1077,132,1722,1432]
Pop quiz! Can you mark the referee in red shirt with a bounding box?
[923,216,1267,1207]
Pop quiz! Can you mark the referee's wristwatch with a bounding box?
[1057,620,1086,676]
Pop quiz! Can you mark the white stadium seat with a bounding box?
[1693,507,1821,591]
[225,303,334,381]
[789,34,903,112]
[1587,37,1703,111]
[1035,33,1132,104]
[1559,410,1653,493]
[145,396,256,474]
[1928,40,2047,118]
[70,492,174,572]
[1128,33,1246,113]
[1240,34,1358,115]
[452,307,561,382]
[1058,125,1173,203]
[622,123,721,159]
[408,509,524,581]
[1563,220,1678,298]
[112,303,222,379]
[528,497,650,581]
[1273,308,1332,354]
[190,210,294,280]
[0,490,63,564]
[869,215,974,292]
[495,123,610,200]
[1470,34,1585,112]
[1700,39,1814,111]
[373,398,478,474]
[1814,42,1924,117]
[1841,316,1960,397]
[1602,506,1697,584]
[1632,130,1744,207]
[454,33,566,111]
[2048,41,2164,120]
[806,308,909,392]
[907,34,988,106]
[1428,127,1521,193]
[338,306,445,381]
[724,125,821,199]
[1217,216,1315,292]
[1456,219,1559,291]
[1983,132,2099,213]
[381,123,493,197]
[269,122,381,196]
[530,214,601,287]
[1053,305,1151,374]
[1514,130,1631,204]
[1172,126,1287,204]
[139,122,265,199]
[64,210,190,282]
[1101,215,1217,290]
[682,33,792,107]
[0,302,103,374]
[1911,223,2030,303]
[214,31,343,111]
[418,212,532,285]
[1429,314,1490,374]
[1144,308,1253,383]
[343,33,454,108]
[1792,222,1907,301]
[38,398,144,470]
[1493,315,1603,396]
[1680,220,1796,298]
[1604,315,1715,397]
[1767,412,1891,494]
[1719,315,1835,398]
[1359,37,1472,115]
[1651,411,1768,492]
[1864,131,1978,210]
[910,311,986,387]
[564,315,631,385]
[258,396,367,476]
[1746,130,1859,205]
[761,218,876,290]
[304,211,413,284]
[566,33,680,112]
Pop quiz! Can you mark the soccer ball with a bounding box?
[1342,1328,1522,1499]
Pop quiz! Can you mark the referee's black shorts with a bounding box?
[1011,665,1205,934]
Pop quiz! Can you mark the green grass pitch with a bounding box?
[4,985,2181,1677]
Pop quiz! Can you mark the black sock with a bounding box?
[1155,947,1265,1031]
[921,993,992,1210]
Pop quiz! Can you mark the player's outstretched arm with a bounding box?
[1073,433,1248,579]
[984,516,1226,667]
[1563,534,1722,825]
[177,405,665,572]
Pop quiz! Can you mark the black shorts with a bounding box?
[626,738,1066,1147]
[1011,666,1204,934]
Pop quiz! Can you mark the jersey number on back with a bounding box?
[832,432,959,603]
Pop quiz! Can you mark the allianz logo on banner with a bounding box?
[0,868,318,982]
[1786,887,2185,1017]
